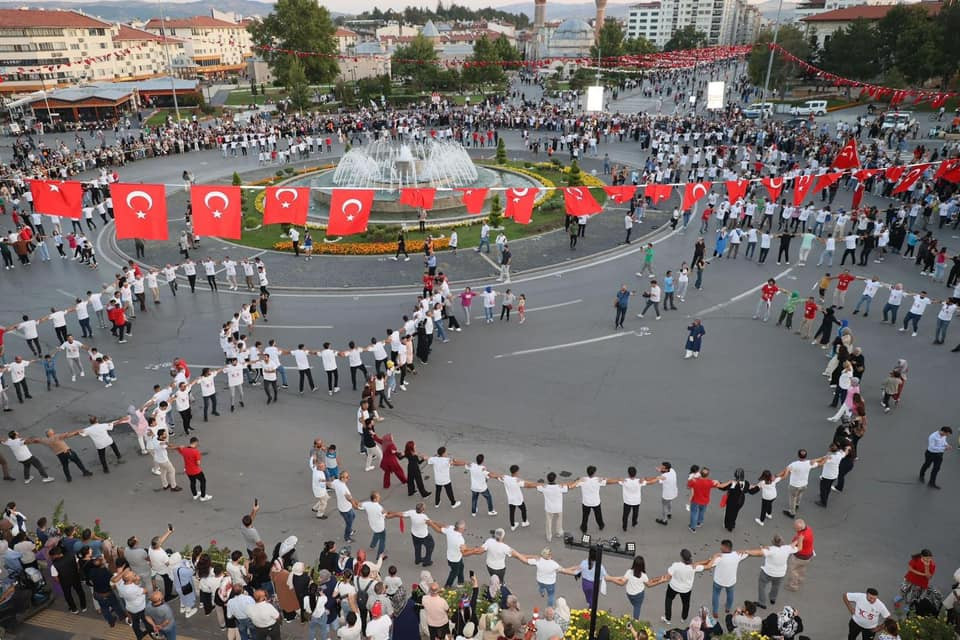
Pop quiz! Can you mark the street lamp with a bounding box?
[760,0,784,120]
[157,0,182,133]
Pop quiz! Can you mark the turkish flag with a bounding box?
[891,163,931,195]
[399,188,436,210]
[110,183,168,240]
[725,179,749,205]
[852,185,865,209]
[505,188,537,224]
[30,179,83,219]
[885,166,905,183]
[457,187,488,214]
[792,174,815,206]
[681,181,712,210]
[190,185,242,239]
[327,189,374,236]
[263,187,309,226]
[934,158,960,183]
[813,172,843,195]
[603,185,637,204]
[644,184,672,206]
[761,177,785,202]
[562,187,603,216]
[831,138,860,170]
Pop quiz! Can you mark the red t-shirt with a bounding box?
[804,301,818,320]
[176,446,203,475]
[687,477,716,505]
[904,556,935,589]
[793,526,815,559]
[836,273,855,291]
[761,284,780,302]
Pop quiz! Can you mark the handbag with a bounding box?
[176,566,194,596]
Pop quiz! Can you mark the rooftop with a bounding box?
[801,1,941,21]
[0,8,111,29]
[335,26,357,37]
[143,16,243,29]
[114,24,183,43]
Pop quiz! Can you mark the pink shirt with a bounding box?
[422,594,449,627]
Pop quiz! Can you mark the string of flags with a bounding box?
[27,149,960,241]
[769,44,957,109]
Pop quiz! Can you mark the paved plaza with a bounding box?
[1,75,958,640]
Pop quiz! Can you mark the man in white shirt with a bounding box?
[264,340,288,388]
[843,588,890,638]
[247,589,281,636]
[709,540,748,618]
[58,335,87,382]
[638,280,662,320]
[5,356,35,403]
[852,276,881,317]
[148,427,180,492]
[78,416,129,473]
[495,464,534,530]
[900,291,931,336]
[934,299,957,344]
[574,466,608,533]
[815,443,847,507]
[467,454,497,517]
[113,570,149,638]
[390,503,434,566]
[365,601,392,640]
[319,342,339,395]
[426,519,483,588]
[751,534,798,609]
[781,450,823,518]
[620,466,655,531]
[287,344,317,394]
[427,447,461,508]
[655,461,679,525]
[198,368,220,422]
[481,528,521,581]
[331,471,358,542]
[13,315,42,357]
[881,283,904,324]
[359,491,388,557]
[537,472,568,542]
[2,430,54,483]
[173,382,194,435]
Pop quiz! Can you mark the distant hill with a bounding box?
[495,0,631,20]
[0,0,293,22]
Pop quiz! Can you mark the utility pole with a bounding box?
[157,2,182,131]
[760,0,784,120]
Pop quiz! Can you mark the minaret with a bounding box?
[534,0,547,60]
[594,0,607,41]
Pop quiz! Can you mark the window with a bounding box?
[88,28,106,36]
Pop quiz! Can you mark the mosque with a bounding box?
[529,0,606,60]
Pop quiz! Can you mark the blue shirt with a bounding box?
[616,290,631,308]
[927,431,949,453]
[664,276,674,293]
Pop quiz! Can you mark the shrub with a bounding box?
[232,171,242,186]
[898,614,956,640]
[495,137,507,165]
[487,194,502,227]
[567,160,584,187]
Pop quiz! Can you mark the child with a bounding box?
[324,444,339,480]
[385,361,397,398]
[42,354,59,390]
[880,370,902,413]
[815,273,831,303]
[449,230,458,255]
[303,231,313,261]
[685,464,700,512]
[375,372,393,409]
[518,294,526,324]
[53,228,66,258]
[383,565,403,597]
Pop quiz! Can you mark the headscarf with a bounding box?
[484,286,492,293]
[287,561,305,590]
[279,536,297,558]
[316,569,332,585]
[778,605,800,637]
[487,574,501,600]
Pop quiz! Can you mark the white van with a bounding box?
[791,100,828,116]
[881,111,917,131]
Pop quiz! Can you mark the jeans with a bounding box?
[849,618,877,640]
[626,591,645,619]
[754,299,772,321]
[757,570,782,607]
[79,318,93,337]
[157,622,177,640]
[484,306,494,322]
[413,533,435,565]
[94,591,124,625]
[817,248,834,266]
[882,303,900,324]
[477,237,490,253]
[370,530,386,557]
[920,450,943,484]
[130,609,150,640]
[712,582,735,615]
[308,616,337,640]
[445,560,465,587]
[339,509,355,541]
[853,295,873,315]
[935,319,951,343]
[538,581,557,606]
[689,502,706,529]
[471,489,494,514]
[902,312,921,333]
[202,394,218,420]
[237,618,255,640]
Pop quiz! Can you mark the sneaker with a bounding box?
[898,328,905,332]
[80,370,84,377]
[451,501,461,509]
[71,375,76,382]
[511,523,519,531]
[192,494,200,500]
[42,477,55,483]
[488,510,497,516]
[200,495,213,501]
[521,521,530,527]
[755,518,764,526]
[911,332,917,337]
[24,477,33,484]
[333,387,340,393]
[152,468,162,475]
[660,616,670,624]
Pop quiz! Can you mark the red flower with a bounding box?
[210,539,217,546]
[94,519,101,525]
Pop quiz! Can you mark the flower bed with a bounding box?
[272,237,452,255]
[566,609,653,640]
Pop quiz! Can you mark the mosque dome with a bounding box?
[553,18,593,38]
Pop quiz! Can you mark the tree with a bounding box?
[937,1,960,86]
[590,19,624,60]
[663,25,707,52]
[876,5,942,85]
[392,34,439,91]
[567,160,583,187]
[495,137,507,165]
[464,35,505,87]
[623,37,656,56]
[248,0,338,85]
[285,55,312,112]
[492,36,520,64]
[819,19,879,81]
[747,25,809,95]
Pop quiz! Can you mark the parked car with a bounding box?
[743,102,774,118]
[881,111,917,131]
[790,99,828,116]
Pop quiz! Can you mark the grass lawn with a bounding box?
[144,109,194,127]
[235,161,606,253]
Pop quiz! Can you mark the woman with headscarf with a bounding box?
[402,440,431,499]
[487,573,513,609]
[289,562,311,622]
[684,320,705,359]
[272,536,298,572]
[271,553,299,621]
[415,319,430,363]
[812,305,841,347]
[377,433,407,489]
[760,605,804,639]
[721,469,751,532]
[776,291,801,329]
[170,552,198,617]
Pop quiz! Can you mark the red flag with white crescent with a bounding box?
[562,187,603,216]
[399,188,436,211]
[934,158,960,183]
[792,174,815,207]
[761,177,785,202]
[681,181,712,210]
[190,186,242,239]
[891,164,931,195]
[725,179,749,205]
[505,188,537,224]
[111,183,168,240]
[812,172,843,195]
[603,185,637,204]
[456,188,488,214]
[644,184,672,206]
[852,184,864,209]
[327,189,374,236]
[263,186,309,226]
[30,179,83,219]
[831,138,861,170]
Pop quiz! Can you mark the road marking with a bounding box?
[476,251,500,271]
[56,288,75,298]
[493,331,641,358]
[252,324,334,330]
[691,267,794,317]
[524,299,582,313]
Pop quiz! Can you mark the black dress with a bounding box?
[403,453,430,498]
[722,480,751,531]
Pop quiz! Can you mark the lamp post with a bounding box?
[157,2,182,131]
[760,0,784,121]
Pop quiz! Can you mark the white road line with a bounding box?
[524,299,582,313]
[494,331,638,358]
[56,289,76,298]
[476,251,501,271]
[252,324,334,330]
[691,267,794,317]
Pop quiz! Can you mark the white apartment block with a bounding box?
[142,16,254,77]
[625,0,758,47]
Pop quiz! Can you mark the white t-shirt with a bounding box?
[117,581,147,613]
[887,289,904,305]
[320,349,338,371]
[909,296,931,316]
[49,310,67,327]
[428,456,452,485]
[501,475,525,506]
[862,280,881,298]
[468,463,489,492]
[199,374,216,397]
[482,539,513,570]
[81,422,114,449]
[578,476,607,507]
[787,460,815,487]
[291,349,311,370]
[366,615,391,640]
[712,551,748,587]
[332,479,352,513]
[939,303,958,322]
[359,501,386,533]
[758,477,781,500]
[623,569,649,595]
[225,364,244,387]
[60,340,83,358]
[528,557,561,585]
[3,437,33,462]
[443,526,465,562]
[761,544,798,578]
[821,450,846,480]
[846,593,891,629]
[620,478,646,506]
[402,510,429,538]
[537,484,567,514]
[667,562,703,593]
[18,320,38,340]
[660,469,679,500]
